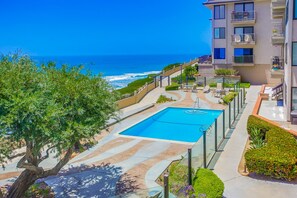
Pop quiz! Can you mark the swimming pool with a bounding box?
[119,107,223,143]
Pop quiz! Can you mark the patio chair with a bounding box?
[214,83,224,97]
[203,85,210,93]
[234,34,241,43]
[244,34,253,43]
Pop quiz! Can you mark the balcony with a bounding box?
[231,11,256,25]
[233,55,254,66]
[271,22,285,45]
[271,56,284,77]
[231,33,255,46]
[271,0,286,19]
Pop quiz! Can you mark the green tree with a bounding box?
[184,65,198,78]
[0,55,118,197]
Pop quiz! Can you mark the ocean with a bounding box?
[32,54,200,89]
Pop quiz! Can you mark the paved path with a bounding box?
[213,86,297,198]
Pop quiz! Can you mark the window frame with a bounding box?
[234,2,254,12]
[214,48,226,59]
[293,0,297,20]
[292,42,297,66]
[214,5,225,20]
[214,27,225,39]
[291,87,297,111]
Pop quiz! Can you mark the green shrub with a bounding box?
[193,168,224,198]
[249,128,265,149]
[245,117,297,180]
[240,82,250,88]
[246,115,273,138]
[156,95,175,104]
[165,83,179,91]
[215,69,238,76]
[222,92,238,104]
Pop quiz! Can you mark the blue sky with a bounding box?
[0,0,211,56]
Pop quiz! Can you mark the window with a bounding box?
[214,28,225,39]
[292,88,297,110]
[234,48,253,63]
[233,3,254,20]
[293,42,297,66]
[234,27,254,41]
[214,5,225,19]
[214,48,226,59]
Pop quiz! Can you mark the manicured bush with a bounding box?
[240,82,250,88]
[246,115,273,139]
[222,92,238,104]
[193,168,224,198]
[215,68,238,76]
[245,116,297,180]
[156,95,175,104]
[165,83,179,91]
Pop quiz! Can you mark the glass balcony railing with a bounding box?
[233,55,254,64]
[231,11,256,23]
[231,33,255,45]
[271,56,284,70]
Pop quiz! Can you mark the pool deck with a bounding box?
[2,83,296,197]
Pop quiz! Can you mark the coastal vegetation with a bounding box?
[117,74,157,98]
[245,115,297,180]
[162,63,181,71]
[0,55,118,197]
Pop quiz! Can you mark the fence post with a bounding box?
[180,64,183,89]
[164,173,169,198]
[243,87,246,103]
[188,149,192,185]
[240,89,243,108]
[203,131,207,168]
[229,102,231,129]
[223,110,225,139]
[215,118,218,152]
[237,92,240,114]
[168,76,170,86]
[233,98,236,123]
[160,76,163,88]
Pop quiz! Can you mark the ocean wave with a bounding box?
[104,71,161,82]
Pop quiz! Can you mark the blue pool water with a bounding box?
[119,107,223,143]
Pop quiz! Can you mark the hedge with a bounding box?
[215,68,238,76]
[165,83,179,91]
[247,115,274,139]
[193,168,224,198]
[245,116,297,180]
[163,63,181,71]
[222,92,238,104]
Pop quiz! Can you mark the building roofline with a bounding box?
[203,0,256,6]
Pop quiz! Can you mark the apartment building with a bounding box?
[203,0,283,85]
[204,0,297,122]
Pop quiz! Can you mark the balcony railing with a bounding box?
[231,33,255,45]
[233,55,254,64]
[231,11,256,23]
[271,22,285,45]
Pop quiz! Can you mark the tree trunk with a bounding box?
[6,170,38,198]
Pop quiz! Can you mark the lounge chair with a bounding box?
[215,83,226,97]
[203,85,210,93]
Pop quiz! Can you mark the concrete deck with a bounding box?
[213,86,297,198]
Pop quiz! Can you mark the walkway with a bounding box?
[213,86,297,198]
